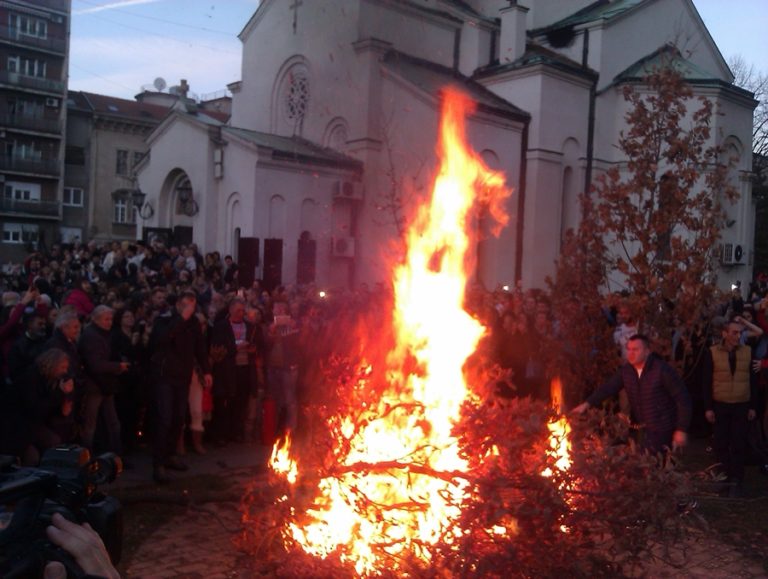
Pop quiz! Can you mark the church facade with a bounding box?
[135,0,756,292]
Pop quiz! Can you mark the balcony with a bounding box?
[0,154,60,176]
[0,197,60,218]
[0,71,64,94]
[0,113,61,134]
[0,29,68,54]
[27,0,69,13]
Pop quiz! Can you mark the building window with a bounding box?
[6,141,42,162]
[8,97,43,119]
[132,151,144,170]
[115,149,129,176]
[7,55,46,78]
[113,198,135,224]
[2,222,37,244]
[9,14,48,38]
[4,181,40,201]
[284,70,310,123]
[63,187,83,207]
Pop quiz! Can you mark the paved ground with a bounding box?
[106,441,768,578]
[110,441,270,579]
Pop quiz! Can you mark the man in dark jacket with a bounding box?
[44,309,85,410]
[573,334,692,453]
[7,311,49,384]
[79,305,129,453]
[149,290,212,483]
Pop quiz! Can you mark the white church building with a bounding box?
[135,0,756,292]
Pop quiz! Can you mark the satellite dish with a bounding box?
[153,77,167,92]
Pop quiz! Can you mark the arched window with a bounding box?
[323,117,349,151]
[272,57,311,135]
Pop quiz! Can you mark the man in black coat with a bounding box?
[79,305,129,453]
[44,309,86,416]
[7,311,49,384]
[149,290,212,483]
[573,334,692,453]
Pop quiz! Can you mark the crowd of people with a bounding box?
[0,239,384,483]
[1,238,767,493]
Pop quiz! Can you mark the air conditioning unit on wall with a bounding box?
[721,243,745,265]
[331,236,355,258]
[333,180,363,201]
[45,98,59,108]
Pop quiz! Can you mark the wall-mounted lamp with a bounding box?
[130,189,154,220]
[175,181,198,216]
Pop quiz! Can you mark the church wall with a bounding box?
[137,120,216,250]
[245,162,355,289]
[357,73,524,289]
[232,0,361,137]
[358,0,458,69]
[457,21,494,77]
[599,0,731,89]
[480,68,591,289]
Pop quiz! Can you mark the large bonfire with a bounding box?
[241,88,694,578]
[259,88,567,576]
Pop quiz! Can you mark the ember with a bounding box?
[268,89,510,575]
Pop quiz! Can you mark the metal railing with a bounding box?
[0,155,60,175]
[0,113,61,134]
[0,197,60,217]
[0,29,68,53]
[0,70,64,94]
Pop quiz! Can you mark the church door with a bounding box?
[238,237,260,288]
[173,226,193,247]
[297,236,316,285]
[263,238,283,291]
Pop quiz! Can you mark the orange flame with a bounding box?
[542,377,572,479]
[271,432,298,485]
[270,89,511,575]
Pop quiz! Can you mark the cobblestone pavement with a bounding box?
[113,442,269,579]
[112,443,768,578]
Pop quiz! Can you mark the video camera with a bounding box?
[0,445,123,578]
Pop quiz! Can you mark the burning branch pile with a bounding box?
[239,90,699,578]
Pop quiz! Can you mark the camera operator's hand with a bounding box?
[44,513,120,579]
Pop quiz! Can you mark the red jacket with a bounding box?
[62,288,94,318]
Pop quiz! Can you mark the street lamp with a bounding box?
[175,181,199,216]
[130,188,154,220]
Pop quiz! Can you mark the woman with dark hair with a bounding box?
[0,348,75,465]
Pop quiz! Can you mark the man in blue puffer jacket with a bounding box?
[573,334,692,453]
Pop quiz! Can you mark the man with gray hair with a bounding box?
[45,308,83,393]
[79,305,129,453]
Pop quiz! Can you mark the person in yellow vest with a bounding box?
[703,320,758,497]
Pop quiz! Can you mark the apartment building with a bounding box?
[0,0,70,262]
